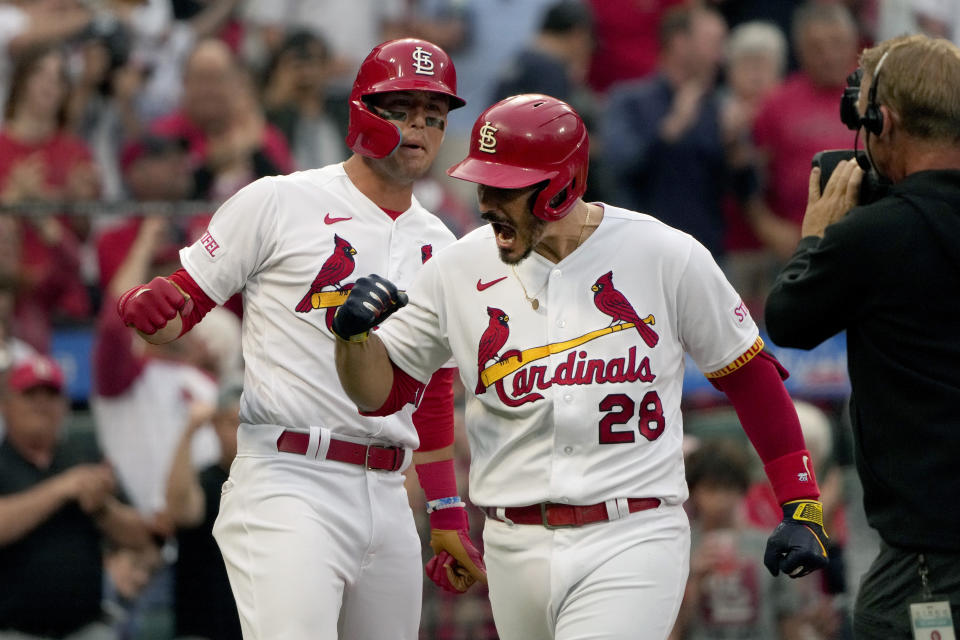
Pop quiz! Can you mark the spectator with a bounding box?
[440,0,557,135]
[718,20,789,316]
[95,135,195,291]
[92,215,220,520]
[124,0,242,123]
[747,3,859,261]
[0,44,97,353]
[585,0,686,94]
[913,0,960,43]
[166,383,243,640]
[67,18,146,202]
[707,0,804,68]
[600,5,730,257]
[102,539,164,638]
[0,354,152,638]
[150,37,294,201]
[0,0,94,117]
[262,30,349,171]
[91,215,224,640]
[241,0,407,95]
[490,0,595,110]
[670,438,817,640]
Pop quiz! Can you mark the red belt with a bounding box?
[276,430,405,472]
[485,498,661,528]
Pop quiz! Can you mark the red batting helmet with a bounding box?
[346,38,465,159]
[447,94,589,221]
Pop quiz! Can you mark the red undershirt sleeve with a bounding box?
[358,361,426,417]
[412,368,456,452]
[710,349,821,503]
[357,365,456,454]
[168,268,217,335]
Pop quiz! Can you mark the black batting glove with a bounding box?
[331,274,408,342]
[764,499,830,578]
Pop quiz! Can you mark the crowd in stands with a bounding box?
[0,0,948,638]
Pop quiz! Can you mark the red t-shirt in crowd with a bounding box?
[586,0,686,94]
[752,73,854,226]
[0,130,94,352]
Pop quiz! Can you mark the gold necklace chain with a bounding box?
[510,207,592,311]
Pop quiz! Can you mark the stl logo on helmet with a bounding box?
[411,46,435,75]
[478,122,498,154]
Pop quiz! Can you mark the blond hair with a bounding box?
[861,34,960,142]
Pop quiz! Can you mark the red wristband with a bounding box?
[415,459,458,501]
[429,506,469,530]
[764,449,820,504]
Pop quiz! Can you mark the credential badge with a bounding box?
[478,122,499,154]
[412,46,435,75]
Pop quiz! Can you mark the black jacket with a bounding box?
[766,170,960,552]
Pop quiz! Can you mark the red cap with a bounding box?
[7,355,65,393]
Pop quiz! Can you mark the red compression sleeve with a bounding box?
[358,361,426,417]
[712,348,820,503]
[413,368,455,452]
[416,459,468,530]
[168,268,216,335]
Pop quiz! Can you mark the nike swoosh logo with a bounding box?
[476,276,507,291]
[324,214,352,224]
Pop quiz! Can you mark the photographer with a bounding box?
[765,34,960,638]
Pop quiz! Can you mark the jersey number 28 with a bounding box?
[598,392,665,444]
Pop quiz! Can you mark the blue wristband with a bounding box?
[426,496,465,513]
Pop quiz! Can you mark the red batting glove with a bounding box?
[117,276,192,335]
[426,506,487,594]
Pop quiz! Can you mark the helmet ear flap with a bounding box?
[533,182,568,222]
[345,99,402,159]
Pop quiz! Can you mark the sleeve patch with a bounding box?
[732,299,750,324]
[705,336,765,379]
[199,230,223,260]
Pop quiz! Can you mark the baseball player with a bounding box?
[116,39,486,640]
[332,94,830,640]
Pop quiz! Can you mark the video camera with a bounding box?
[812,150,888,206]
[811,69,889,206]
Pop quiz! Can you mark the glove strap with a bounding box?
[335,330,370,343]
[783,499,826,531]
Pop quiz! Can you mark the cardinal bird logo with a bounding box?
[475,306,510,394]
[421,244,433,263]
[295,235,357,313]
[591,271,659,348]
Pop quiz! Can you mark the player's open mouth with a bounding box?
[491,221,517,249]
[399,142,425,154]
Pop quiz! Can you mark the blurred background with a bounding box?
[0,0,953,638]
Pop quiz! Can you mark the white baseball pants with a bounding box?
[213,425,422,640]
[483,503,690,640]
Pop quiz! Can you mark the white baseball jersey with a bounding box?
[376,204,760,507]
[180,163,456,447]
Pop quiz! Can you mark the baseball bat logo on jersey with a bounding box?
[411,46,435,75]
[295,234,357,313]
[421,244,433,263]
[591,271,659,347]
